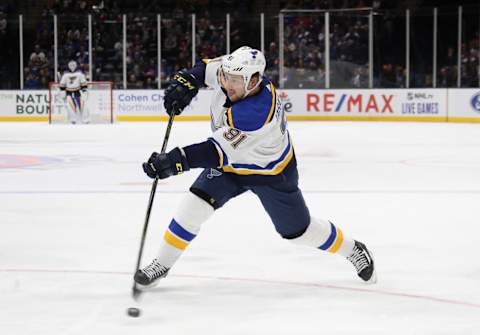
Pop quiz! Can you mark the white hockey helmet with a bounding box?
[68,60,77,72]
[221,46,266,97]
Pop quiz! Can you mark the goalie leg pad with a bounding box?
[73,93,82,110]
[65,95,78,123]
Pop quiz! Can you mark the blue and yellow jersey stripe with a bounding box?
[264,83,276,126]
[222,139,293,175]
[227,107,234,128]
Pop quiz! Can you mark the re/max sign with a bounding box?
[306,93,394,113]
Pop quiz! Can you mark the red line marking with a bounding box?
[2,268,479,309]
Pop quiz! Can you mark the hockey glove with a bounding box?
[163,70,199,115]
[142,147,190,179]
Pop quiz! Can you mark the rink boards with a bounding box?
[0,88,480,123]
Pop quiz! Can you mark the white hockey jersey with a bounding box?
[204,59,293,176]
[59,71,88,92]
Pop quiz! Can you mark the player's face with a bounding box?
[220,70,245,102]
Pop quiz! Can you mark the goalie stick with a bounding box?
[131,106,177,301]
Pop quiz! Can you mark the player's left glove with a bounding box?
[142,148,190,179]
[163,70,199,115]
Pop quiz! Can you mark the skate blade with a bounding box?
[364,250,377,284]
[364,269,377,284]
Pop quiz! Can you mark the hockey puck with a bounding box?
[127,307,141,318]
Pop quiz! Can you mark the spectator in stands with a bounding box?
[438,66,456,87]
[30,45,45,64]
[0,12,7,36]
[352,65,368,87]
[11,0,480,89]
[24,73,39,89]
[265,42,279,84]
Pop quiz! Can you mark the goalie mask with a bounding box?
[221,46,266,98]
[68,60,77,72]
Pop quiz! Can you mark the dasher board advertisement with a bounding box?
[278,89,447,121]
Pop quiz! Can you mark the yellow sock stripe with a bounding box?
[328,227,344,253]
[164,230,188,250]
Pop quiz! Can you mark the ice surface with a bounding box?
[1,121,479,334]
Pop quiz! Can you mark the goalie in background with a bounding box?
[59,60,89,124]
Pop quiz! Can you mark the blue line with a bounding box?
[0,190,186,194]
[1,190,480,195]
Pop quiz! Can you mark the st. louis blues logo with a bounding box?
[250,50,258,59]
[470,92,480,113]
[207,168,222,179]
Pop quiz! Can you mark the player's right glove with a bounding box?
[163,70,199,115]
[142,148,190,179]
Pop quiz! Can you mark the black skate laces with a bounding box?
[347,245,371,274]
[141,259,169,280]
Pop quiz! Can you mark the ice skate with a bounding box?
[347,241,377,283]
[134,258,170,288]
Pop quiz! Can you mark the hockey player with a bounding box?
[135,46,376,287]
[59,60,89,124]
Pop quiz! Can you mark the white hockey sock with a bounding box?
[155,193,214,268]
[290,217,355,257]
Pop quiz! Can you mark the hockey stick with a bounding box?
[131,107,176,301]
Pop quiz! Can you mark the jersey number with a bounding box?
[223,128,247,149]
